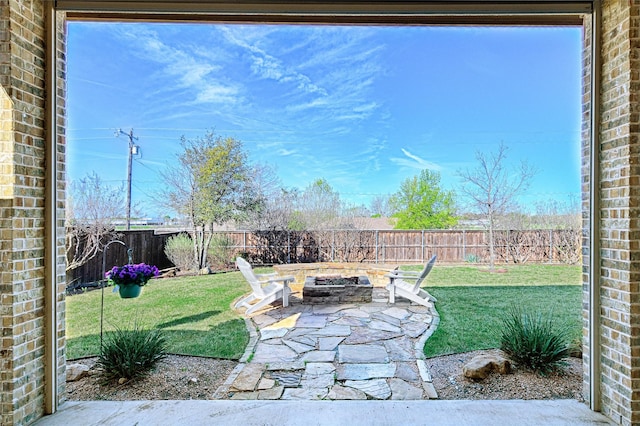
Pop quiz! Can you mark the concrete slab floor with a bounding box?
[34,399,613,426]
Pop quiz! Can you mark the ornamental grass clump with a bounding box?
[98,322,168,382]
[500,305,570,374]
[106,263,159,286]
[164,233,196,272]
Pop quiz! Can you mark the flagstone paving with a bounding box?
[215,288,439,401]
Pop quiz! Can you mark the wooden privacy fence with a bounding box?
[70,230,178,286]
[228,229,581,266]
[71,228,581,285]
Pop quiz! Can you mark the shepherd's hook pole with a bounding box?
[100,239,129,350]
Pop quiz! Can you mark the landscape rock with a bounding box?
[463,354,511,380]
[66,364,90,382]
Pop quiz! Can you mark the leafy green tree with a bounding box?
[389,169,458,229]
[159,131,260,269]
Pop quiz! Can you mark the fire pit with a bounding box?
[303,275,372,304]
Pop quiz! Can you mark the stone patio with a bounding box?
[215,288,439,400]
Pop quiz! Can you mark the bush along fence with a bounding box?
[70,228,581,286]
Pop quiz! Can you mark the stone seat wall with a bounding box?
[273,262,398,289]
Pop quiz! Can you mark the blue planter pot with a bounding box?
[118,284,142,299]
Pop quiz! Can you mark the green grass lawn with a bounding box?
[66,272,251,360]
[67,263,583,361]
[422,264,582,358]
[407,263,582,286]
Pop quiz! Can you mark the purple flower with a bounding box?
[105,263,159,286]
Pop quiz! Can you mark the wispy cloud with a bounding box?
[115,26,241,105]
[220,26,327,97]
[218,25,385,130]
[390,148,442,171]
[277,148,297,156]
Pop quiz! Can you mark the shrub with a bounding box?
[500,305,570,374]
[207,233,234,271]
[98,323,168,382]
[164,233,195,271]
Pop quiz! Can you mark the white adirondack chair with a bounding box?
[234,257,294,315]
[386,255,437,307]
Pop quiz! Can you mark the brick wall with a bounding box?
[588,2,640,424]
[0,1,66,425]
[54,10,67,416]
[581,9,593,409]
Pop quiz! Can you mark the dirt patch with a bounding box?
[65,350,583,401]
[428,349,584,401]
[65,356,237,401]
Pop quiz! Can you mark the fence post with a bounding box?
[332,230,335,261]
[549,229,553,264]
[243,231,247,255]
[287,231,291,264]
[421,230,425,262]
[462,230,466,262]
[382,233,385,263]
[375,230,379,264]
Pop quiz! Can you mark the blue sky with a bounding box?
[67,23,582,218]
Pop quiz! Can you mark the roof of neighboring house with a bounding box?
[353,217,396,230]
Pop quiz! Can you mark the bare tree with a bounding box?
[458,143,537,270]
[533,197,581,230]
[244,178,375,263]
[242,165,293,231]
[370,195,393,217]
[66,173,124,283]
[243,183,303,263]
[297,178,342,230]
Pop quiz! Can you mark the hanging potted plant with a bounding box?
[106,263,159,299]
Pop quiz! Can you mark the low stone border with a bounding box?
[213,305,262,398]
[273,262,399,287]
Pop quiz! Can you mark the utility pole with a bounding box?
[115,128,139,230]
